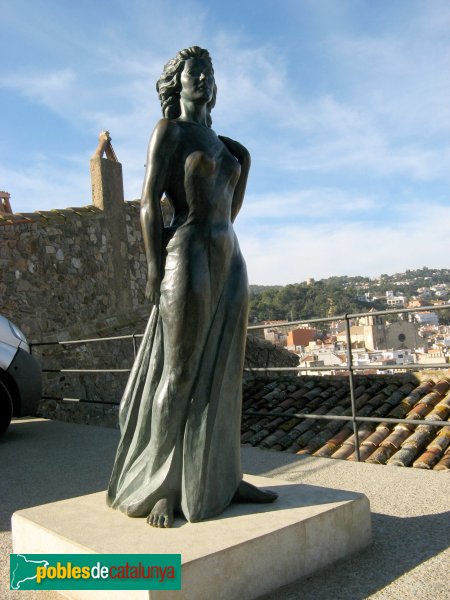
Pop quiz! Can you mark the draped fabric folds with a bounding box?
[107,148,248,522]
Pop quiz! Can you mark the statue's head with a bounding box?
[157,46,217,128]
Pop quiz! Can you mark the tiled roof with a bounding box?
[0,205,101,225]
[0,201,140,226]
[241,373,450,470]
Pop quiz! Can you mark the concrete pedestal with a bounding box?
[12,475,371,600]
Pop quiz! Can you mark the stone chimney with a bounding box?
[0,191,13,214]
[90,131,124,211]
[90,132,131,311]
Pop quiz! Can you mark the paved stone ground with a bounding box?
[1,418,449,599]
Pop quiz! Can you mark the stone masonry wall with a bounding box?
[0,200,146,341]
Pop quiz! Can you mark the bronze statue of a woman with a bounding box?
[107,46,277,528]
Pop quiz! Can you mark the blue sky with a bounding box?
[1,0,449,284]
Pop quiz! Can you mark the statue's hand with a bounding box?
[218,136,250,165]
[145,267,162,304]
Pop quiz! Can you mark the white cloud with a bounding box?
[263,134,450,182]
[1,69,77,112]
[242,188,379,220]
[0,159,90,213]
[236,199,450,284]
[212,38,289,128]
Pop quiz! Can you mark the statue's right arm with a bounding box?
[141,119,177,304]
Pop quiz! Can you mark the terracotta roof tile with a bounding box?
[434,445,450,470]
[314,426,354,457]
[367,425,412,464]
[241,373,450,470]
[0,212,35,224]
[333,425,374,460]
[413,427,450,469]
[0,201,140,226]
[350,425,390,461]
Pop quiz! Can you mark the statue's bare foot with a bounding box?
[147,496,175,528]
[233,480,278,504]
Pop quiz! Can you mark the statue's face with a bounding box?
[180,58,214,104]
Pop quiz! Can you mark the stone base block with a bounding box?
[12,475,371,600]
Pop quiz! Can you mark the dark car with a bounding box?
[0,315,42,435]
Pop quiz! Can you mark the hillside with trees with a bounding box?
[249,268,450,323]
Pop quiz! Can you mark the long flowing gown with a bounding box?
[107,139,248,522]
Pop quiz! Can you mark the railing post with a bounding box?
[132,334,138,360]
[344,314,361,462]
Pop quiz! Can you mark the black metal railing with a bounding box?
[30,303,450,462]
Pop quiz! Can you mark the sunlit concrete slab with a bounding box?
[12,474,371,600]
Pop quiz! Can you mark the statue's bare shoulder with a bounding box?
[146,119,181,167]
[152,118,181,145]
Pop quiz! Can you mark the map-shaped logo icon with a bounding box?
[10,554,49,590]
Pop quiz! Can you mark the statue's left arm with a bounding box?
[219,136,251,222]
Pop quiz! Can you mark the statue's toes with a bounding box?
[157,514,166,528]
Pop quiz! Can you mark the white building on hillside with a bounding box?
[385,291,406,307]
[414,312,439,326]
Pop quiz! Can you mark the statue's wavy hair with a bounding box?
[156,46,217,128]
